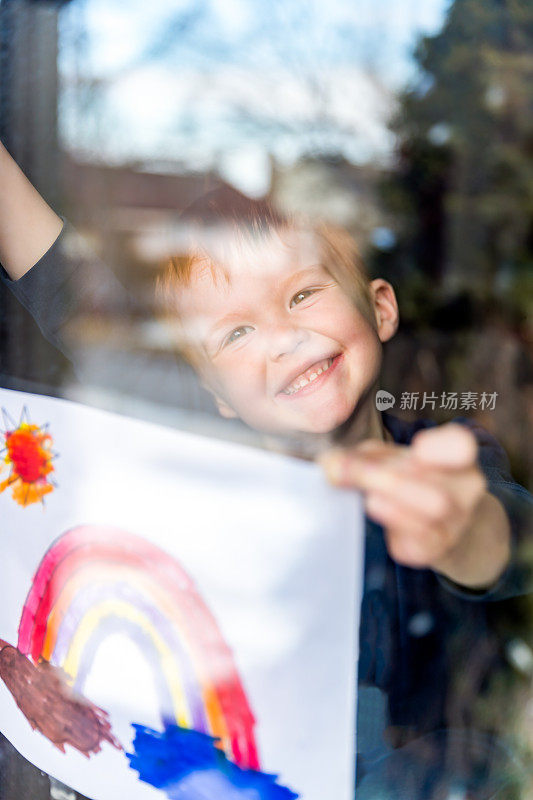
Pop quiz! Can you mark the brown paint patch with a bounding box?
[0,639,122,757]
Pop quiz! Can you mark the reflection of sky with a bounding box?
[59,0,451,191]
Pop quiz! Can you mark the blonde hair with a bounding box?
[156,209,373,367]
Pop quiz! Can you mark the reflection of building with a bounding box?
[55,159,278,416]
[270,156,386,249]
[61,157,276,316]
[63,158,274,260]
[55,154,394,419]
[0,0,72,387]
[62,154,388,289]
[59,154,389,351]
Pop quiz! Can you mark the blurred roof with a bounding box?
[62,157,274,221]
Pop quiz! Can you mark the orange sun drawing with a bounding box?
[0,407,57,507]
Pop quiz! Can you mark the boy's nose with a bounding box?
[266,325,308,361]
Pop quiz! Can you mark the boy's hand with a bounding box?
[320,423,511,589]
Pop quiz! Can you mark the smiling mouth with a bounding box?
[280,356,339,396]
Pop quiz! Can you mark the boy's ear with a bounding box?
[370,279,399,343]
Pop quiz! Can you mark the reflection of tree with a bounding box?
[70,0,394,165]
[375,0,533,495]
[375,9,533,786]
[380,0,533,313]
[60,2,115,160]
[140,0,402,78]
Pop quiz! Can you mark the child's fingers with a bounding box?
[320,425,478,485]
[358,464,454,520]
[363,466,480,522]
[320,447,450,518]
[320,440,486,532]
[366,493,447,567]
[366,490,429,532]
[319,440,406,486]
[411,423,477,469]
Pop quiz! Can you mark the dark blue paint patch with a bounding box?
[127,723,299,800]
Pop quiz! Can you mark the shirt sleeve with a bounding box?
[439,417,533,601]
[0,220,134,375]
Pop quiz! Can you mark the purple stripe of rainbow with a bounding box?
[52,580,208,733]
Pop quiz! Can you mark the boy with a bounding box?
[156,215,511,588]
[0,141,531,797]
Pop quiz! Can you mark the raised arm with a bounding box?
[0,141,132,377]
[0,141,63,279]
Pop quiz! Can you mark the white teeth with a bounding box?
[283,357,334,395]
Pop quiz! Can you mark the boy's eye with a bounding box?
[290,289,317,308]
[225,326,254,346]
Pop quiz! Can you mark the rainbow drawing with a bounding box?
[17,525,259,771]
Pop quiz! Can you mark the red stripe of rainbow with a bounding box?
[17,525,259,770]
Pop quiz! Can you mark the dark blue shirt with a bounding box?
[358,412,532,752]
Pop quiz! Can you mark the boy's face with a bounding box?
[177,230,387,436]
